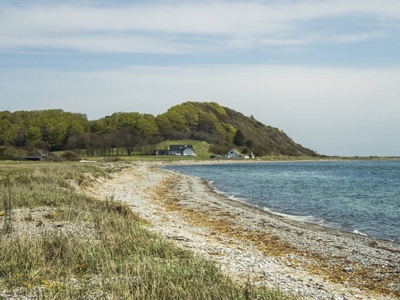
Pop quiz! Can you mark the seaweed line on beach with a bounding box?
[83,162,400,300]
[150,173,400,298]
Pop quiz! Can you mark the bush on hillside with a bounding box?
[209,143,231,155]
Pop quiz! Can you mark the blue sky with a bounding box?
[1,0,400,156]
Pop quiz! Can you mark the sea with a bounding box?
[165,160,400,242]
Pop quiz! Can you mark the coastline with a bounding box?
[87,160,400,299]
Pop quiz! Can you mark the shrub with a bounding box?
[209,143,230,155]
[62,151,82,161]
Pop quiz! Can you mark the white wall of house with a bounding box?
[155,145,196,156]
[221,149,250,159]
[182,147,195,156]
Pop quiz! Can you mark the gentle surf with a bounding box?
[166,160,400,242]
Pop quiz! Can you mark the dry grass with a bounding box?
[0,162,293,299]
[154,176,400,298]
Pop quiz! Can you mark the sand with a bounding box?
[86,161,400,300]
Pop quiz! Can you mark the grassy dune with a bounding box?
[0,162,293,299]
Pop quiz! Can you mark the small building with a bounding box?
[154,149,171,156]
[154,145,196,156]
[221,149,254,159]
[169,145,195,156]
[20,151,46,161]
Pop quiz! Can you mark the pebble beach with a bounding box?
[87,161,400,300]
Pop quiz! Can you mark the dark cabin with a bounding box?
[20,151,46,161]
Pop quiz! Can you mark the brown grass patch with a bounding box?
[152,176,400,298]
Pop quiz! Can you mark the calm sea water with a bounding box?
[165,161,400,242]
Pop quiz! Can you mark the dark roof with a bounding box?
[36,151,45,157]
[19,151,46,161]
[169,145,193,151]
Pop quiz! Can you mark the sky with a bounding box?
[1,0,399,156]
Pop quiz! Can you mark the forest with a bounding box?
[0,102,318,158]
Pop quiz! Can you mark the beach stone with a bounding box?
[79,162,400,300]
[343,267,353,273]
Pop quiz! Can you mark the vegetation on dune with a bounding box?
[0,163,294,299]
[0,102,318,159]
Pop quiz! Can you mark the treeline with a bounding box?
[0,102,318,157]
[0,110,88,150]
[0,109,161,156]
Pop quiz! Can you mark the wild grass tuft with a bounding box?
[0,162,294,299]
[1,185,14,235]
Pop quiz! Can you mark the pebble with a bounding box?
[4,162,397,300]
[97,163,399,300]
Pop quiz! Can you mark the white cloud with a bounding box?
[0,34,193,54]
[1,0,400,156]
[328,31,386,44]
[1,0,399,53]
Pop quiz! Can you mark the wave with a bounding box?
[352,230,368,236]
[262,207,329,225]
[166,162,399,242]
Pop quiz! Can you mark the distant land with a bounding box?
[0,102,318,158]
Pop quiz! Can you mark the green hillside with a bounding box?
[1,102,318,158]
[155,102,318,157]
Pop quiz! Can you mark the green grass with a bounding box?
[0,162,295,299]
[155,139,214,159]
[51,139,215,160]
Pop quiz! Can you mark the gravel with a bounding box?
[3,161,398,300]
[86,162,400,300]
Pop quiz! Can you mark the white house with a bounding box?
[169,145,196,156]
[154,145,196,156]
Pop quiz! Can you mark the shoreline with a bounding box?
[162,159,399,244]
[87,161,400,299]
[206,177,400,246]
[203,177,397,245]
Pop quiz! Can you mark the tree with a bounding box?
[90,120,106,135]
[197,113,215,133]
[68,132,101,157]
[34,141,51,152]
[25,126,42,145]
[136,115,159,138]
[101,133,117,156]
[209,143,230,155]
[62,150,82,161]
[0,118,15,145]
[48,122,68,149]
[245,139,254,150]
[233,130,245,146]
[12,128,26,147]
[117,127,142,156]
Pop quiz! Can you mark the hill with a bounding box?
[154,102,318,157]
[0,102,318,157]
